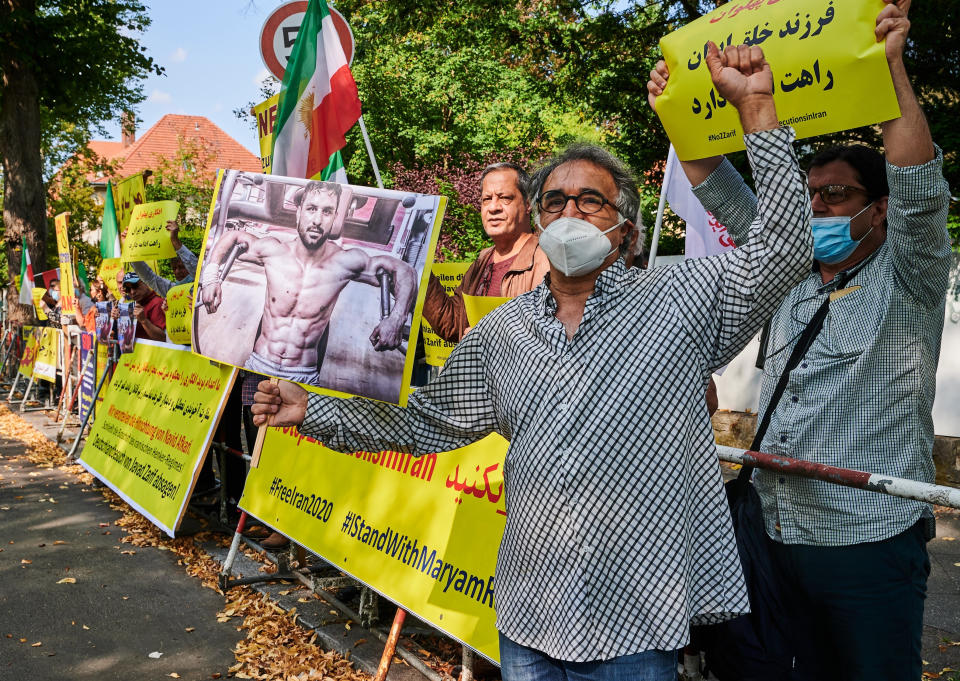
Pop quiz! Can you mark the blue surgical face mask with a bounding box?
[811,202,874,265]
[50,290,60,301]
[176,274,194,286]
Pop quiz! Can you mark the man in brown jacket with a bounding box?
[423,162,550,342]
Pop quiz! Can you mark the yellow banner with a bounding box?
[462,294,512,328]
[240,428,507,662]
[19,326,37,378]
[165,283,194,345]
[33,327,59,383]
[32,288,48,321]
[78,340,237,536]
[99,258,125,300]
[422,263,472,367]
[54,213,78,317]
[116,173,147,229]
[121,201,180,262]
[656,0,899,160]
[254,93,280,174]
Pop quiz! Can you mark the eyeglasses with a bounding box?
[537,189,615,215]
[808,184,869,205]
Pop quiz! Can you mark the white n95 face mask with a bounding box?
[537,215,624,277]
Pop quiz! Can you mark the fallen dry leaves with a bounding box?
[0,405,372,681]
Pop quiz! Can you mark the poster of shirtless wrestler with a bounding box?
[192,170,446,405]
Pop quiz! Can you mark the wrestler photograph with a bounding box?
[193,170,443,404]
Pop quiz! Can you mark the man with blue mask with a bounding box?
[252,42,812,680]
[648,1,950,679]
[129,220,198,296]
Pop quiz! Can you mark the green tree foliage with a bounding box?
[251,0,959,256]
[0,0,161,320]
[335,0,604,181]
[45,149,119,278]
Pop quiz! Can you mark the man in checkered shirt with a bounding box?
[254,45,812,679]
[649,1,951,679]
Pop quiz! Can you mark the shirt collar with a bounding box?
[813,243,882,294]
[535,257,628,317]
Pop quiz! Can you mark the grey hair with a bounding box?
[480,162,530,199]
[529,143,641,255]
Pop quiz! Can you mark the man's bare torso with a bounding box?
[255,238,361,368]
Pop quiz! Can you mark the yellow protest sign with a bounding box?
[54,212,78,317]
[241,428,507,662]
[115,173,147,229]
[33,327,59,383]
[78,340,237,536]
[32,288,48,321]
[19,326,37,378]
[165,283,194,345]
[254,93,280,174]
[98,258,124,300]
[121,201,180,262]
[656,0,900,160]
[422,263,472,367]
[462,294,512,328]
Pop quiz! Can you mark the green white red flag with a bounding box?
[271,0,360,182]
[100,180,121,259]
[18,236,35,306]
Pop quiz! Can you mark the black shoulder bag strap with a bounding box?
[734,271,853,491]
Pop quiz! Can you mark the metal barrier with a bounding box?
[716,445,960,509]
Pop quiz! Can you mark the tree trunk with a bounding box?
[0,0,48,325]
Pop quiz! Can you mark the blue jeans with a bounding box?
[499,633,677,681]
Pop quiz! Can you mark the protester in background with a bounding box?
[253,43,811,681]
[120,272,166,341]
[647,1,949,678]
[75,283,93,317]
[77,282,107,333]
[40,278,61,326]
[130,220,198,297]
[423,163,549,342]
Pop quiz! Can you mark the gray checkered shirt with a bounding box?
[694,147,951,547]
[299,127,812,660]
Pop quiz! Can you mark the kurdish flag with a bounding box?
[18,236,35,306]
[100,180,121,259]
[271,0,361,182]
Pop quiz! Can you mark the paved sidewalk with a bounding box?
[0,433,243,681]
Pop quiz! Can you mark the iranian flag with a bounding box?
[271,0,361,182]
[18,236,35,306]
[100,180,121,259]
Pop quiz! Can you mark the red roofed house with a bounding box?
[90,113,260,182]
[80,114,262,243]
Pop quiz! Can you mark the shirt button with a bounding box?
[780,435,787,443]
[779,477,786,484]
[801,362,808,369]
[791,395,799,403]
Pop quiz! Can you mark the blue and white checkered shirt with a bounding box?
[694,147,951,546]
[299,127,812,660]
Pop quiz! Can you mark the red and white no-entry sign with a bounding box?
[259,1,355,81]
